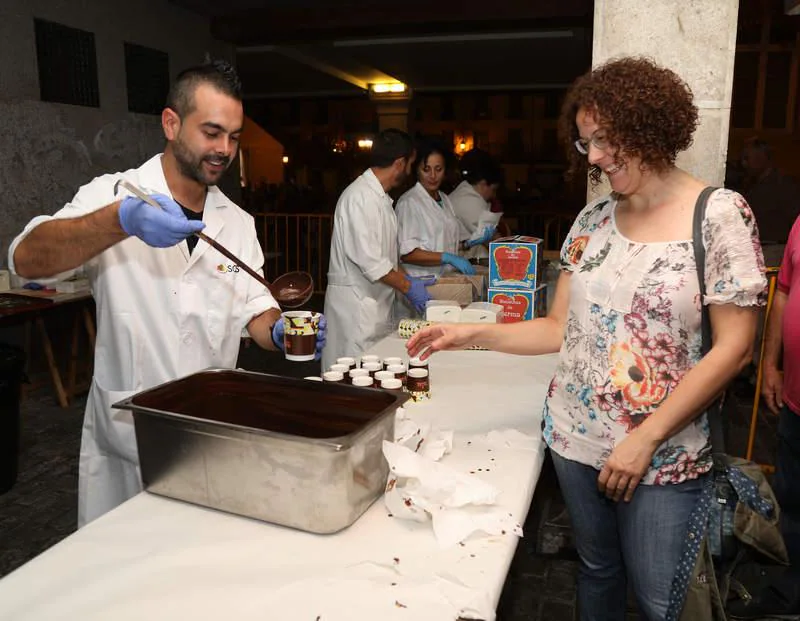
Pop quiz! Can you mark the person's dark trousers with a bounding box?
[767,404,800,612]
[774,404,800,566]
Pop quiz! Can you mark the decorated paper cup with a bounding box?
[282,311,320,362]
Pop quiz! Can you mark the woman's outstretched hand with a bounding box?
[406,324,477,360]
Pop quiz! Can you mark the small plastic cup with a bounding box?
[383,357,403,370]
[362,361,382,377]
[352,375,374,388]
[349,368,369,383]
[374,370,394,384]
[387,364,407,387]
[360,354,381,367]
[380,378,403,391]
[323,371,344,383]
[337,357,358,371]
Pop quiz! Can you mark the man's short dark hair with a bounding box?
[459,149,503,186]
[370,129,414,168]
[165,59,242,118]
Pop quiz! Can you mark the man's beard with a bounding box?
[172,136,230,186]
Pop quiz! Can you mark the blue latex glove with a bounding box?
[271,314,327,361]
[404,276,433,315]
[464,225,496,249]
[118,192,206,248]
[441,252,476,275]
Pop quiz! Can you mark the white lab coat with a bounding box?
[8,154,278,527]
[449,180,491,260]
[322,169,398,371]
[396,182,461,279]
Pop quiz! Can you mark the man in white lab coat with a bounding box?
[323,129,431,370]
[449,149,503,261]
[9,60,326,527]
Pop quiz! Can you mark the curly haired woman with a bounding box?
[407,57,767,620]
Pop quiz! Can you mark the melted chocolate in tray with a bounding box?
[130,370,400,439]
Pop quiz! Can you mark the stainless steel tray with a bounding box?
[113,368,409,534]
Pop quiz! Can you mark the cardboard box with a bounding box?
[488,235,543,290]
[427,272,486,305]
[488,284,547,323]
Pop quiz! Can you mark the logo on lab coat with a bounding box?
[216,264,240,274]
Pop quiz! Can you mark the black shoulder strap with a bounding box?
[692,186,726,453]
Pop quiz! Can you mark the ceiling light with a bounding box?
[371,83,407,94]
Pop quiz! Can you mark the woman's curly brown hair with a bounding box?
[558,57,698,186]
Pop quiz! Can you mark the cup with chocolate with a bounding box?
[349,368,369,383]
[386,364,407,387]
[337,357,358,372]
[322,371,344,383]
[362,361,382,377]
[374,370,394,385]
[281,311,321,362]
[329,364,350,383]
[407,368,430,402]
[352,375,374,388]
[380,378,403,391]
[360,354,381,368]
[383,357,403,370]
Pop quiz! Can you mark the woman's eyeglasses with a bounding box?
[574,133,610,156]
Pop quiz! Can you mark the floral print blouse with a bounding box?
[543,189,766,485]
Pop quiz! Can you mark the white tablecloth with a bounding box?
[0,337,557,621]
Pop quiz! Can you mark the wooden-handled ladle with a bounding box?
[114,179,314,308]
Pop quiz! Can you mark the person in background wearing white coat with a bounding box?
[449,148,503,262]
[9,60,326,527]
[323,129,431,370]
[396,137,476,281]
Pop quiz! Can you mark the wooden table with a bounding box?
[0,289,95,408]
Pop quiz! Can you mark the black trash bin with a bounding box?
[0,344,25,495]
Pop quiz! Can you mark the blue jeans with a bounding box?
[774,404,800,566]
[551,451,706,621]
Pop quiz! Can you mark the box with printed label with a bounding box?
[488,285,547,323]
[488,235,542,290]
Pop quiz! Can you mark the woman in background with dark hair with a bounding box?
[396,137,475,281]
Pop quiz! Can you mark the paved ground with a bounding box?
[0,311,778,621]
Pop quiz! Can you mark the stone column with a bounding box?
[590,0,740,197]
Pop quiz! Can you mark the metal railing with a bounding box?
[252,213,334,294]
[250,209,576,294]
